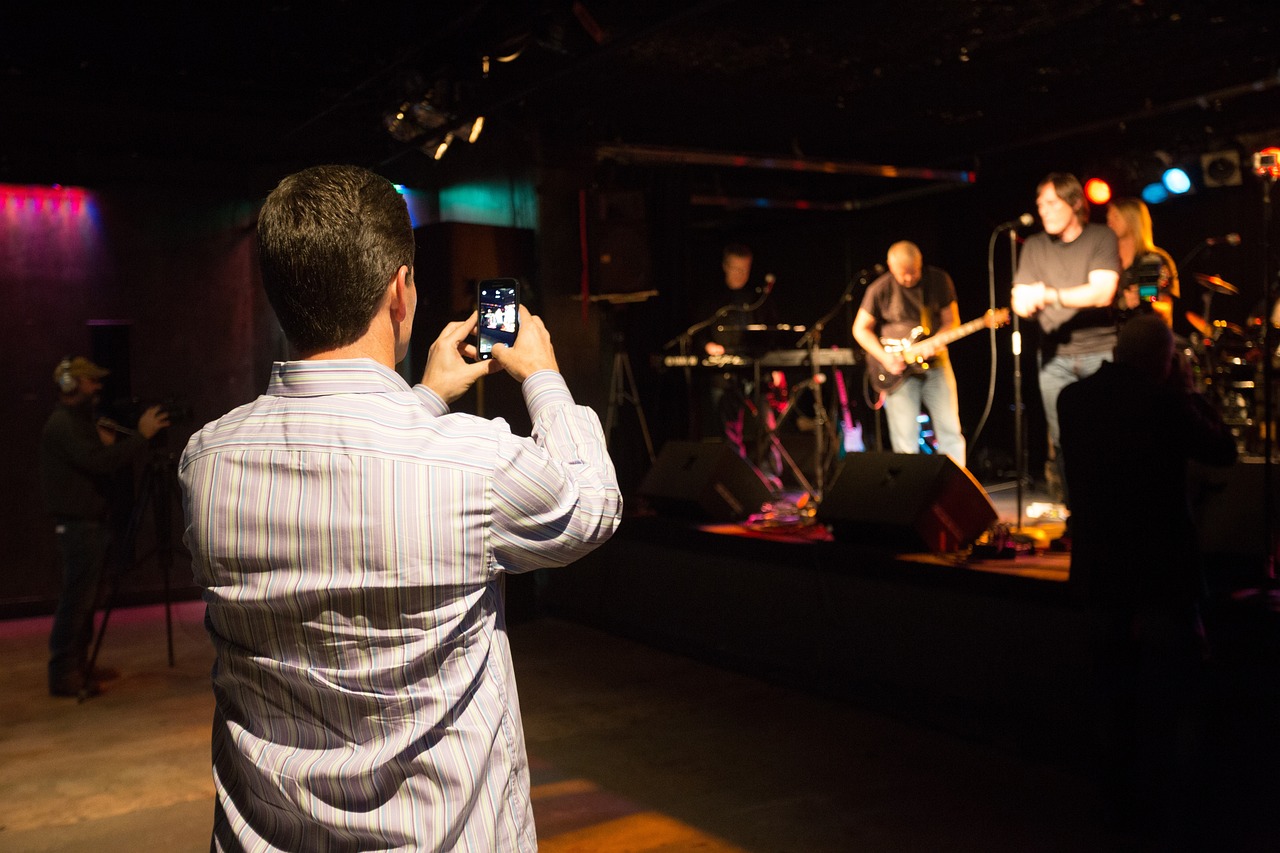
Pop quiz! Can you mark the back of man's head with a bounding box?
[258,165,415,355]
[1114,314,1174,381]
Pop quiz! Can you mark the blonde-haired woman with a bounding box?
[1106,197,1179,327]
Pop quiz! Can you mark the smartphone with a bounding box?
[477,279,520,360]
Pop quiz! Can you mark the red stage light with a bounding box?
[1253,147,1280,179]
[1084,178,1112,205]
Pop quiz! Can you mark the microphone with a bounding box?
[763,273,776,294]
[1205,233,1242,246]
[995,213,1035,231]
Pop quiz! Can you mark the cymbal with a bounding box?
[1194,273,1239,295]
[1185,311,1212,337]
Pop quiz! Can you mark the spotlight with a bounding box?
[1084,178,1112,205]
[467,116,485,144]
[1162,167,1192,195]
[1141,182,1170,205]
[1253,146,1280,179]
[432,133,455,161]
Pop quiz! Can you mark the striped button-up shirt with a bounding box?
[179,359,621,852]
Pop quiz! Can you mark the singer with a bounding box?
[852,240,967,467]
[1010,173,1121,551]
[687,242,783,486]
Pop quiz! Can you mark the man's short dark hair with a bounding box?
[257,165,415,355]
[723,243,753,261]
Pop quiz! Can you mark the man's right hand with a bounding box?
[137,406,171,440]
[491,306,560,383]
[880,352,907,376]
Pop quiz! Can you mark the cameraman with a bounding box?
[39,356,169,697]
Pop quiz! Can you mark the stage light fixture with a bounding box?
[466,116,485,143]
[1141,182,1170,204]
[1084,177,1112,205]
[384,91,454,143]
[1162,167,1192,195]
[1253,146,1280,179]
[432,132,455,161]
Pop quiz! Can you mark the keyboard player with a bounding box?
[691,243,783,487]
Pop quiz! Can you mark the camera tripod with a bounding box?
[79,448,183,701]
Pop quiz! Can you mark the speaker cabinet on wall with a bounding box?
[638,440,773,523]
[818,452,996,553]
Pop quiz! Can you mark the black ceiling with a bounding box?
[4,1,1278,197]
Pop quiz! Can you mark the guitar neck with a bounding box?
[918,316,990,352]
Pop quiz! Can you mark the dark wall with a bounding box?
[3,185,278,616]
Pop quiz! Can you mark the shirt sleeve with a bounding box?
[1088,226,1122,274]
[488,370,623,573]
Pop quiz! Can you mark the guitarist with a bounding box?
[852,241,967,468]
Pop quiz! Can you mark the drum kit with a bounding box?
[1184,272,1277,454]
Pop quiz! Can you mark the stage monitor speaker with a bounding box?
[818,452,996,553]
[1191,458,1280,558]
[638,440,772,523]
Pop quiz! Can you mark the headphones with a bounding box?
[55,357,77,394]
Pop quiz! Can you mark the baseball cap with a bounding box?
[55,356,110,383]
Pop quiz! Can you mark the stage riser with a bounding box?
[543,523,1095,756]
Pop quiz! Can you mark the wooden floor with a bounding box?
[6,600,1258,853]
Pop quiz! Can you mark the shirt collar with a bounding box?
[266,359,412,398]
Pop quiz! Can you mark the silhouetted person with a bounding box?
[1059,314,1236,846]
[39,356,169,697]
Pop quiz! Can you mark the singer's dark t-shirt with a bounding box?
[858,265,957,365]
[1013,223,1121,358]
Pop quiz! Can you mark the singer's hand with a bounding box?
[1011,282,1046,318]
[705,341,726,357]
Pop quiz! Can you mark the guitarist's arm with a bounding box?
[852,308,904,376]
[933,300,961,357]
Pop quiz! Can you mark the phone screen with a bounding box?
[477,279,520,360]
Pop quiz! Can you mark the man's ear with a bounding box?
[389,265,411,323]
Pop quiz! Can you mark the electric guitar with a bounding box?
[832,366,864,456]
[866,308,1009,395]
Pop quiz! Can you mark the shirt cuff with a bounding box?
[523,370,574,420]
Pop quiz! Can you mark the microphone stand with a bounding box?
[794,267,880,498]
[1008,229,1027,533]
[664,304,736,440]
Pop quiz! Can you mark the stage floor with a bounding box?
[694,478,1072,583]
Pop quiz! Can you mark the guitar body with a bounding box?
[864,309,1009,396]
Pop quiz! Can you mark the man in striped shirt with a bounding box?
[180,165,622,851]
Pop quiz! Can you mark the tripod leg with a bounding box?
[620,350,656,462]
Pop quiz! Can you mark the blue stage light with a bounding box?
[1141,182,1170,204]
[1162,167,1192,194]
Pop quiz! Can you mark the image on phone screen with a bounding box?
[478,282,519,360]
